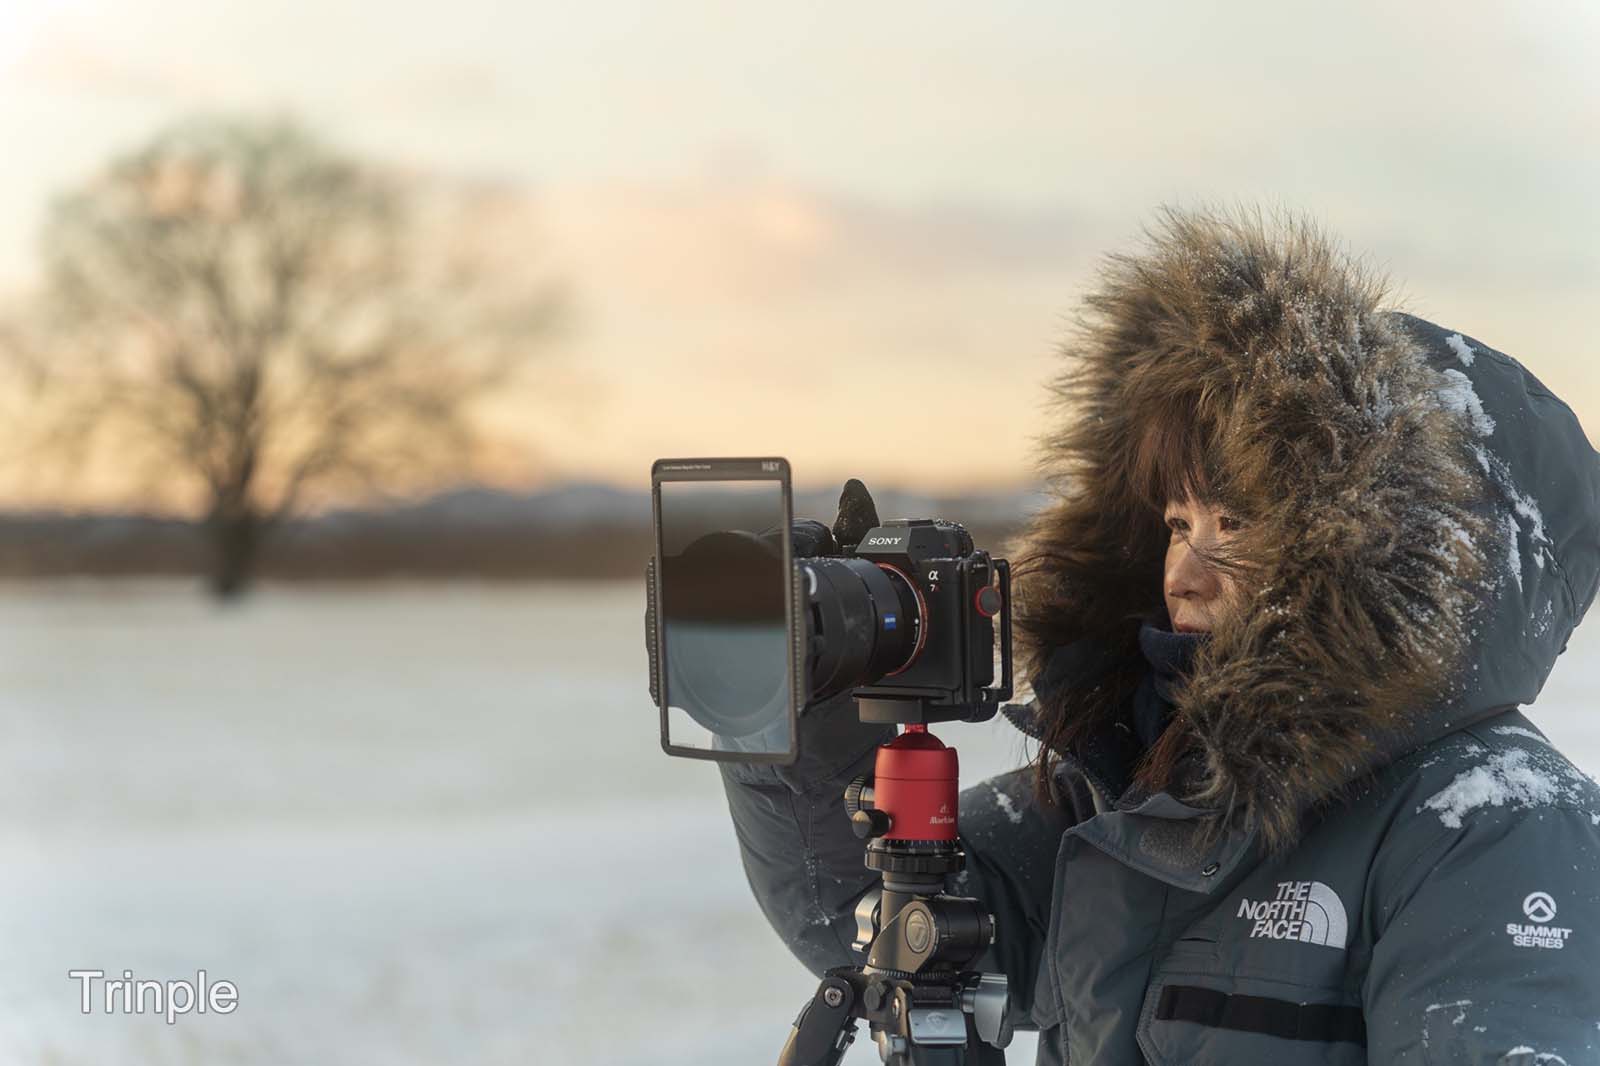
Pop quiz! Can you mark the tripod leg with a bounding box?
[776,977,856,1066]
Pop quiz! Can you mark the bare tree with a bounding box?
[9,115,559,597]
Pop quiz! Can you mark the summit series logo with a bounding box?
[1235,881,1349,949]
[1507,890,1572,950]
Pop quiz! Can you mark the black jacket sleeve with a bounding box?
[1363,801,1600,1063]
[716,688,894,977]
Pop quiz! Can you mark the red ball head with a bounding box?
[872,726,960,842]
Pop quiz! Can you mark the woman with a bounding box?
[718,205,1600,1064]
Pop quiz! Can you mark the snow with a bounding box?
[1503,1051,1569,1066]
[1437,514,1476,559]
[1437,368,1497,436]
[1509,485,1552,571]
[1420,747,1590,829]
[1424,999,1473,1026]
[6,580,1600,1064]
[1469,443,1555,594]
[990,783,1026,825]
[0,581,1043,1066]
[1501,510,1526,592]
[1533,600,1557,638]
[1368,378,1396,421]
[1428,360,1558,594]
[1492,725,1547,743]
[1445,333,1478,366]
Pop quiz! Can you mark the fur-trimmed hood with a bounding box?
[1006,205,1600,850]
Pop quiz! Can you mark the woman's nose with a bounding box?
[1166,540,1220,601]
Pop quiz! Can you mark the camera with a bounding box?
[646,457,1012,763]
[802,517,1011,715]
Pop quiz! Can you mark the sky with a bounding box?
[0,0,1596,505]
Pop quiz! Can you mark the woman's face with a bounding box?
[1163,495,1242,634]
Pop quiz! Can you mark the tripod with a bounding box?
[777,698,1012,1066]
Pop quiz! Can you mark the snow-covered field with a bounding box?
[0,580,1595,1065]
[0,581,1048,1065]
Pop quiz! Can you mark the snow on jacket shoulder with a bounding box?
[716,207,1600,1065]
[1360,714,1600,1065]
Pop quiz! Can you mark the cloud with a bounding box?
[357,65,532,117]
[5,22,228,102]
[538,176,1102,309]
[495,175,1099,490]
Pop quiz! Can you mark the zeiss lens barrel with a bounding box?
[804,557,922,700]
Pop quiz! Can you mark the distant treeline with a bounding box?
[0,483,1043,580]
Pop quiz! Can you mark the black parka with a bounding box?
[717,208,1600,1065]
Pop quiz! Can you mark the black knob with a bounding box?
[862,979,888,1013]
[851,807,893,839]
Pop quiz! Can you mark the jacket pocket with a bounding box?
[1164,935,1218,966]
[1137,971,1367,1066]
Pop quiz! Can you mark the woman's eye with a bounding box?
[1166,517,1187,533]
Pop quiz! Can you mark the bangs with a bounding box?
[1128,400,1227,516]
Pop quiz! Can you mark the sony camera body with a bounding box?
[802,517,1011,723]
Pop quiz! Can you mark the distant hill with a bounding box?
[0,481,1051,580]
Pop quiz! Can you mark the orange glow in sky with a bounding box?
[0,1,1594,508]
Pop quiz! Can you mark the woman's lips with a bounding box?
[1173,622,1209,634]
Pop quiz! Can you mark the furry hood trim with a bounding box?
[1007,204,1599,851]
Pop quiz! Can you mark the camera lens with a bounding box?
[803,556,924,701]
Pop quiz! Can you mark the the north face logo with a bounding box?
[1236,881,1348,948]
